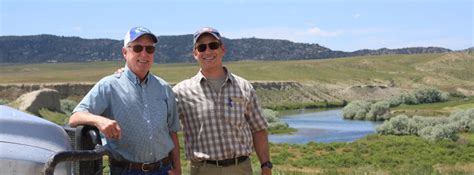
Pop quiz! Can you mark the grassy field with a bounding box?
[2,52,474,174]
[1,52,473,90]
[265,133,474,174]
[96,132,474,175]
[391,97,474,117]
[3,52,473,109]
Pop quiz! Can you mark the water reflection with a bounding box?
[269,109,381,144]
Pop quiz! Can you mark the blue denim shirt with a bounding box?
[73,66,181,163]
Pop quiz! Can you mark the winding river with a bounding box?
[269,109,381,144]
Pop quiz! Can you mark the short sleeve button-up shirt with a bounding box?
[173,68,268,161]
[73,66,181,163]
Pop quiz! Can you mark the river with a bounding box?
[269,109,381,144]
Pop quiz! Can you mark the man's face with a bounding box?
[122,35,155,79]
[193,34,225,71]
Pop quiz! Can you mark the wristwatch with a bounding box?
[260,161,273,169]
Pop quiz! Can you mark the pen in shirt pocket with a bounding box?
[228,97,233,107]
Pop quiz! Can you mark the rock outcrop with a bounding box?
[14,88,61,115]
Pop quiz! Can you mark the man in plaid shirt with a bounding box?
[173,27,272,175]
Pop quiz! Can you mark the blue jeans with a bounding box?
[110,163,172,175]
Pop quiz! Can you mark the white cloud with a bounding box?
[224,26,343,44]
[72,26,83,32]
[306,27,342,37]
[353,13,361,19]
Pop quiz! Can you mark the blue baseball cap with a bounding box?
[193,27,221,45]
[123,26,158,47]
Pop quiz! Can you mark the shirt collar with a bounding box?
[124,65,149,85]
[194,66,234,84]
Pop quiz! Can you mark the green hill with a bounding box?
[0,34,453,63]
[1,52,473,108]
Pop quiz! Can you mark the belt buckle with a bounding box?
[141,163,152,172]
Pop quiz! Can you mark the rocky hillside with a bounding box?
[0,82,403,109]
[0,34,453,63]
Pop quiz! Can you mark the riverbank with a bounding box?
[270,109,381,144]
[0,82,347,111]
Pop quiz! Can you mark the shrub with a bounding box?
[377,108,474,141]
[399,92,419,105]
[367,101,391,121]
[60,99,78,116]
[269,122,290,130]
[386,97,402,107]
[411,87,449,104]
[263,108,291,131]
[342,100,371,120]
[38,108,69,125]
[0,99,9,105]
[418,124,458,141]
[376,115,411,135]
[448,109,474,132]
[406,116,444,135]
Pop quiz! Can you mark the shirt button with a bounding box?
[145,104,148,107]
[150,152,153,155]
[147,120,150,123]
[149,136,152,139]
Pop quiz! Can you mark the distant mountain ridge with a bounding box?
[0,34,455,63]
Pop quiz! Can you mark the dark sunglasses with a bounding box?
[196,42,220,52]
[128,45,155,54]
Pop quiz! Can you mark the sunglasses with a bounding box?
[196,42,221,52]
[128,45,155,54]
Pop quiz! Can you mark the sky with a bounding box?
[0,0,472,51]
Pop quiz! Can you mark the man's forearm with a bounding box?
[69,111,101,127]
[253,129,270,163]
[169,132,181,171]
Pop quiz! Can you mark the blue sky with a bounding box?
[1,0,472,51]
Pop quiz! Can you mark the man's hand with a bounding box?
[115,67,125,74]
[97,117,121,139]
[70,112,122,140]
[262,167,272,175]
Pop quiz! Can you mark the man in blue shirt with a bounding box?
[69,26,181,175]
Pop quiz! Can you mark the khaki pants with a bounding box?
[190,159,252,175]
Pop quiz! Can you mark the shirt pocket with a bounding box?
[150,97,168,129]
[224,96,247,127]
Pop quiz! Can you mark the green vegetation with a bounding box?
[1,53,473,88]
[35,99,77,125]
[100,132,474,174]
[377,109,474,141]
[2,52,472,110]
[262,109,297,134]
[0,99,8,105]
[38,108,69,125]
[2,52,473,174]
[343,87,450,121]
[393,97,474,116]
[265,133,474,174]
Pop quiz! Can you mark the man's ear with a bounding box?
[122,47,127,58]
[193,48,199,61]
[221,43,226,53]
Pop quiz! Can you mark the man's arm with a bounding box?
[69,111,121,139]
[253,129,272,175]
[168,132,181,175]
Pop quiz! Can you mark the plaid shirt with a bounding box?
[173,68,268,161]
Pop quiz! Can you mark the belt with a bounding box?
[204,156,249,167]
[109,157,170,172]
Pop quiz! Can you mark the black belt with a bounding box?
[203,156,249,167]
[109,157,170,172]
